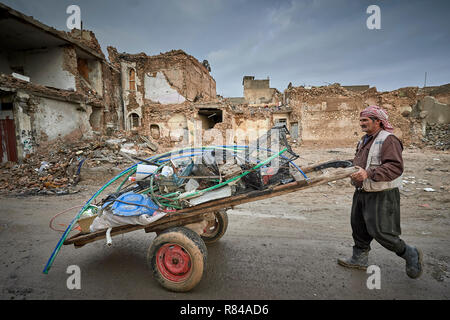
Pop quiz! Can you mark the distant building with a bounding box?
[242,76,282,105]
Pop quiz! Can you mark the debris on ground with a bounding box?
[422,123,450,150]
[0,131,160,196]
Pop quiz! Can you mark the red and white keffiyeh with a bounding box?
[360,105,394,133]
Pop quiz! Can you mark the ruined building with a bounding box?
[242,76,282,106]
[284,83,450,148]
[0,3,122,162]
[105,52,291,148]
[107,47,217,144]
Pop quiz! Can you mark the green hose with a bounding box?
[117,167,137,191]
[43,164,139,274]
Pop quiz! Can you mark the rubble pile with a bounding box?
[0,132,160,196]
[385,86,420,100]
[423,84,450,104]
[286,83,358,99]
[422,123,450,150]
[0,144,85,196]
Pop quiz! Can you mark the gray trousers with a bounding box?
[351,188,406,255]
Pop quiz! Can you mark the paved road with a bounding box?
[1,183,448,300]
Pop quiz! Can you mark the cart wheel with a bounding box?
[201,210,228,245]
[147,227,207,292]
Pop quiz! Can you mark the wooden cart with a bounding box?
[63,162,358,292]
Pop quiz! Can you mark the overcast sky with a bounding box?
[3,0,449,97]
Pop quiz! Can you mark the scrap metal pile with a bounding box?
[81,125,308,233]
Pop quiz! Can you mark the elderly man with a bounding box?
[337,105,423,279]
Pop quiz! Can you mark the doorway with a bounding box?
[197,108,223,129]
[0,96,18,162]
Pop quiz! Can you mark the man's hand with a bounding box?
[351,166,368,182]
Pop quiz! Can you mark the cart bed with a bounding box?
[64,165,357,248]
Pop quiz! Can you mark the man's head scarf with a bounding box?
[360,105,394,133]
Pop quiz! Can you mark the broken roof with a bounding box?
[0,2,104,60]
[108,47,212,75]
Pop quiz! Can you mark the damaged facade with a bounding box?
[0,3,122,162]
[283,84,450,148]
[225,80,449,149]
[107,47,217,144]
[120,70,294,148]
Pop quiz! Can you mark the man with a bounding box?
[337,105,423,279]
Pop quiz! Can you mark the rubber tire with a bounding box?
[147,226,207,292]
[201,210,228,245]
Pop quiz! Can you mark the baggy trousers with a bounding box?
[351,188,406,255]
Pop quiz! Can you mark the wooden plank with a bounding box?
[64,224,145,245]
[144,216,204,233]
[67,215,206,248]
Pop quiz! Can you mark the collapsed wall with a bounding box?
[285,84,363,146]
[139,101,230,150]
[0,9,123,163]
[285,83,450,148]
[135,99,293,151]
[64,31,123,133]
[412,85,450,150]
[107,47,216,132]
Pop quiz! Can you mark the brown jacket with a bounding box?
[352,129,404,188]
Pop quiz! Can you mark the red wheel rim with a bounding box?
[156,243,192,282]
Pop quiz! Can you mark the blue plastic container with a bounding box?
[110,192,159,216]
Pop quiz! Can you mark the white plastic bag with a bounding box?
[89,209,167,232]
